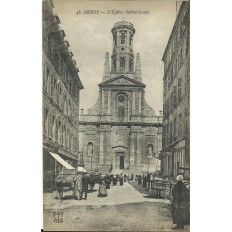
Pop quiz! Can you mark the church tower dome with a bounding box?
[111,21,136,75]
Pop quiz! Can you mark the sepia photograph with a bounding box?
[42,0,190,231]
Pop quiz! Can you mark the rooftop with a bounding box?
[113,21,134,28]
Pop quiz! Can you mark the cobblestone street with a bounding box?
[44,182,189,231]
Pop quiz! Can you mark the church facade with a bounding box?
[79,21,162,173]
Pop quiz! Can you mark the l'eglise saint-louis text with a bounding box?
[107,10,149,15]
[125,10,150,14]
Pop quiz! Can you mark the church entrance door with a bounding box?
[116,152,125,169]
[120,155,124,169]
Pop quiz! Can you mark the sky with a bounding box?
[53,0,181,115]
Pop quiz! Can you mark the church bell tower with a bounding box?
[111,21,135,74]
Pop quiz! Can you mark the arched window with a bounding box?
[120,32,125,44]
[87,142,93,156]
[113,33,117,45]
[129,59,133,71]
[148,144,154,157]
[118,106,125,118]
[113,59,116,70]
[120,57,125,70]
[129,36,132,46]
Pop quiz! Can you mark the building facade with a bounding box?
[161,2,190,179]
[79,21,162,173]
[42,0,84,192]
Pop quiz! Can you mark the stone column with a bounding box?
[130,131,135,166]
[132,91,135,115]
[135,91,139,114]
[105,91,108,113]
[99,130,104,164]
[117,31,120,47]
[136,131,143,165]
[116,31,120,72]
[127,95,130,120]
[141,91,144,114]
[126,30,130,46]
[112,91,115,118]
[108,90,111,115]
[101,90,104,114]
[139,91,141,113]
[135,132,138,165]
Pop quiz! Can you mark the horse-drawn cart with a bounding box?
[55,167,88,200]
[49,152,87,200]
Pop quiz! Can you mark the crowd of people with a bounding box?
[56,170,190,230]
[72,172,131,200]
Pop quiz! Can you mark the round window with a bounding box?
[118,95,125,102]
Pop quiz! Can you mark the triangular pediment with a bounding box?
[99,75,145,87]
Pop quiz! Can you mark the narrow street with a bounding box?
[44,182,189,231]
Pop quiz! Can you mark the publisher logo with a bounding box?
[53,212,63,223]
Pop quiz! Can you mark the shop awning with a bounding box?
[49,152,75,170]
[77,166,87,172]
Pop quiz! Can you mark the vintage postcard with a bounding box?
[42,0,190,231]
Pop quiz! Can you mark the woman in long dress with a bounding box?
[98,178,108,197]
[171,175,189,229]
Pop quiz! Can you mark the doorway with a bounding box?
[120,156,124,169]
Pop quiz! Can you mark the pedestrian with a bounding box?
[113,175,117,186]
[116,174,120,185]
[98,177,108,197]
[120,174,123,185]
[89,173,95,192]
[74,173,82,200]
[135,175,138,182]
[109,164,113,172]
[150,173,154,189]
[131,173,134,181]
[124,174,127,182]
[171,175,189,230]
[138,175,142,185]
[105,174,111,189]
[142,174,147,188]
[81,173,89,200]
